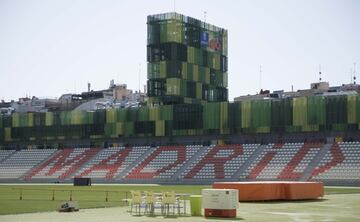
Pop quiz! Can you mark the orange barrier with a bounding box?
[212,181,324,201]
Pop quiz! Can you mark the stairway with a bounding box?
[116,146,157,181]
[171,146,210,180]
[310,143,345,179]
[232,144,266,180]
[247,151,277,180]
[300,143,332,181]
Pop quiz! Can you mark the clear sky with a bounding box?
[0,0,359,101]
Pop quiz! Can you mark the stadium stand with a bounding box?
[25,148,100,180]
[0,149,56,179]
[0,141,358,185]
[310,142,359,184]
[0,150,15,163]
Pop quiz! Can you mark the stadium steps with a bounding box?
[300,143,332,181]
[117,146,157,181]
[125,146,186,179]
[25,148,100,181]
[310,143,345,179]
[183,145,244,179]
[22,149,61,180]
[247,151,277,180]
[0,149,57,180]
[171,146,209,180]
[59,148,101,180]
[76,148,131,180]
[277,142,324,180]
[0,150,16,164]
[232,144,265,180]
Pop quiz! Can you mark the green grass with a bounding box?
[0,184,359,216]
[324,186,360,195]
[0,184,210,215]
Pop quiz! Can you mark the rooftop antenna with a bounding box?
[318,64,322,82]
[204,11,207,23]
[259,65,262,93]
[138,63,141,93]
[354,62,357,84]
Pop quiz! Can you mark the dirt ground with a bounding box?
[1,194,359,222]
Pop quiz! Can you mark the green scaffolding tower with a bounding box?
[147,12,228,105]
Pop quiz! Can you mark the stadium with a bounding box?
[0,5,360,222]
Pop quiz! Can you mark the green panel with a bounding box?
[148,62,161,79]
[116,109,127,122]
[302,124,319,132]
[70,111,82,125]
[126,109,137,122]
[160,105,173,120]
[241,101,251,128]
[160,22,167,43]
[166,78,181,95]
[104,123,114,137]
[196,82,202,100]
[307,96,326,125]
[203,102,220,130]
[293,97,307,126]
[228,102,241,133]
[155,120,165,136]
[180,79,187,97]
[220,102,229,134]
[4,127,11,141]
[223,73,228,88]
[137,107,149,122]
[193,64,199,82]
[181,62,187,79]
[60,111,71,125]
[19,114,27,127]
[285,125,301,133]
[27,113,34,127]
[332,123,347,131]
[45,112,54,126]
[149,107,160,121]
[213,53,220,70]
[124,122,134,137]
[193,47,200,65]
[116,122,124,136]
[187,46,195,64]
[86,111,94,124]
[251,100,271,129]
[12,113,20,127]
[347,94,357,124]
[166,20,183,43]
[204,67,210,84]
[159,61,167,78]
[326,96,347,125]
[271,100,283,130]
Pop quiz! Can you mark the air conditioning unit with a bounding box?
[202,189,238,218]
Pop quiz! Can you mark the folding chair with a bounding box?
[144,191,156,215]
[161,191,179,216]
[130,190,142,216]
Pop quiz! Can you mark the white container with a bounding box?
[202,189,238,210]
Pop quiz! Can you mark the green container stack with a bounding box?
[147,12,228,105]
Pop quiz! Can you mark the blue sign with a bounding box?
[200,31,209,47]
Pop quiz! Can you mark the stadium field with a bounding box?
[0,184,359,222]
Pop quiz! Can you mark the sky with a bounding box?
[0,0,359,102]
